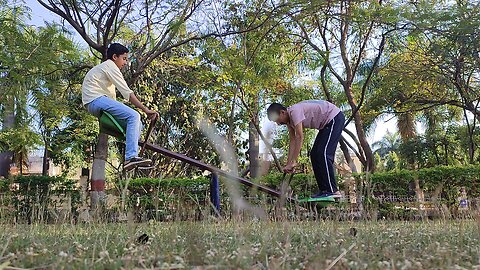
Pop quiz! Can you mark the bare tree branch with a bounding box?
[342,127,366,162]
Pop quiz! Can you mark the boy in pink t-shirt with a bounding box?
[267,100,345,198]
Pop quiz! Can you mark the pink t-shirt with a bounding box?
[287,100,341,130]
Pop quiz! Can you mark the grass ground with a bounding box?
[0,220,479,269]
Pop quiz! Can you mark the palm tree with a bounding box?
[372,130,401,158]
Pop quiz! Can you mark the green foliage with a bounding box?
[1,175,79,223]
[384,151,400,171]
[396,125,472,169]
[132,54,231,176]
[353,164,480,205]
[14,175,77,189]
[0,3,95,174]
[258,172,347,198]
[372,131,400,158]
[27,24,95,172]
[417,165,480,205]
[0,178,8,192]
[376,1,480,169]
[2,0,480,182]
[196,8,301,174]
[259,172,318,198]
[0,127,41,153]
[272,128,318,172]
[127,177,210,192]
[364,170,415,196]
[0,126,42,170]
[125,177,211,221]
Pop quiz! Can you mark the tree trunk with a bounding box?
[0,152,12,178]
[0,103,15,177]
[326,0,375,173]
[344,85,375,172]
[2,110,15,129]
[342,130,366,166]
[90,133,108,209]
[339,138,357,173]
[468,133,475,164]
[248,121,261,179]
[19,151,23,175]
[414,174,425,217]
[42,141,49,176]
[463,108,476,164]
[227,86,239,146]
[444,143,448,166]
[434,146,440,165]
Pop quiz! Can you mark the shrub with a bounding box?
[2,176,80,223]
[124,177,211,221]
[353,165,480,207]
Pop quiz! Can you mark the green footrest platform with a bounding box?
[298,196,336,203]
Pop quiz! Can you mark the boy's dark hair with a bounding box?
[107,43,129,60]
[267,103,287,121]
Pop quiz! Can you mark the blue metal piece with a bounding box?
[210,173,220,215]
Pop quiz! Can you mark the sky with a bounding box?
[26,0,84,45]
[24,0,400,149]
[26,0,53,26]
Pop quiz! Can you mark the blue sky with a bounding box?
[26,0,54,26]
[26,0,84,45]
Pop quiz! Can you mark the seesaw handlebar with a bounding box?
[139,113,158,156]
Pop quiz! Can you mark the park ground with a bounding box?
[0,220,479,269]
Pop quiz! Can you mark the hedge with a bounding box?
[126,177,210,193]
[0,175,80,223]
[353,165,480,208]
[123,177,213,221]
[0,164,478,222]
[355,165,478,193]
[257,173,319,199]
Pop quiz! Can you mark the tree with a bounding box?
[0,126,42,175]
[372,130,400,158]
[285,0,401,172]
[374,1,480,167]
[412,1,480,164]
[130,52,232,177]
[199,4,300,178]
[36,0,288,207]
[394,2,480,157]
[24,23,87,176]
[0,2,46,176]
[0,0,93,177]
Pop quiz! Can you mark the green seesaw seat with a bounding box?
[99,111,126,141]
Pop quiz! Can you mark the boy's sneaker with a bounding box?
[124,157,152,171]
[312,191,342,199]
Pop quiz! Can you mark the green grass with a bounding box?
[0,220,479,269]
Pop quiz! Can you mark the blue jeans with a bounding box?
[86,96,142,161]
